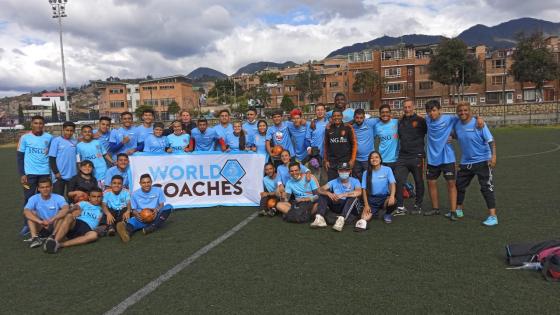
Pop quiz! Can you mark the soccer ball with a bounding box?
[139,208,157,223]
[266,197,278,209]
[271,145,283,156]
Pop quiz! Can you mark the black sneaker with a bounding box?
[266,208,277,217]
[107,226,116,237]
[143,225,156,235]
[29,237,43,249]
[423,208,440,216]
[445,211,459,221]
[410,205,422,215]
[43,237,59,254]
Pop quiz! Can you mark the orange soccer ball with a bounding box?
[271,145,283,156]
[73,191,89,203]
[139,208,157,223]
[266,197,278,209]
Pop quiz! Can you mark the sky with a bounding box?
[0,0,558,97]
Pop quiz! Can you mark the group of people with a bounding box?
[17,92,498,253]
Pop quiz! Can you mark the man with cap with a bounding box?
[311,162,362,232]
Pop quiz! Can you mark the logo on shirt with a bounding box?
[274,131,284,143]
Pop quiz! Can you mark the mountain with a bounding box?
[187,67,227,81]
[233,61,297,76]
[326,17,560,58]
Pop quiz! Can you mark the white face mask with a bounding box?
[339,172,350,180]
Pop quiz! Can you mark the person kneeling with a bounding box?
[312,162,362,232]
[355,151,397,231]
[43,188,104,253]
[276,162,319,223]
[116,174,173,243]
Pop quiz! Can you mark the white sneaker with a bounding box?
[310,214,327,228]
[354,219,367,232]
[333,216,345,232]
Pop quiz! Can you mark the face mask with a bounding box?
[339,172,350,180]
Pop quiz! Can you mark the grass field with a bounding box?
[1,127,560,314]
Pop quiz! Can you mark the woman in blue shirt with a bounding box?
[252,120,269,162]
[225,121,252,151]
[356,151,397,230]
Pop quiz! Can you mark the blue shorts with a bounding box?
[128,204,173,231]
[366,195,388,214]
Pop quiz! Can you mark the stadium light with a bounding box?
[49,0,70,121]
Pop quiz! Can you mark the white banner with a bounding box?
[129,152,266,208]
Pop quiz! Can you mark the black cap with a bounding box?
[337,162,351,170]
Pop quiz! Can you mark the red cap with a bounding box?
[290,109,302,117]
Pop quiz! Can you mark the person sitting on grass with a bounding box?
[98,175,131,237]
[275,162,319,223]
[311,162,362,232]
[138,122,169,153]
[276,149,311,186]
[76,124,113,188]
[355,151,397,231]
[104,153,132,190]
[166,120,192,153]
[43,187,104,254]
[259,163,281,217]
[23,177,69,248]
[116,174,173,243]
[67,160,99,204]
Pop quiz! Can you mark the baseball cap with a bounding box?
[337,162,351,170]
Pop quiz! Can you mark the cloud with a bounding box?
[12,48,26,56]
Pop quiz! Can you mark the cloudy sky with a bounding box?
[0,0,558,97]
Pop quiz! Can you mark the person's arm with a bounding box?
[489,141,497,168]
[187,138,195,152]
[348,125,358,167]
[317,183,331,196]
[49,204,70,222]
[388,183,396,206]
[341,185,362,199]
[323,126,330,169]
[49,156,61,178]
[217,138,227,151]
[17,151,26,180]
[23,209,48,226]
[123,200,132,221]
[101,201,115,224]
[136,141,145,152]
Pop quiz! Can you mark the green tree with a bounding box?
[258,72,280,84]
[280,94,295,112]
[428,38,483,101]
[135,105,153,119]
[295,63,322,104]
[51,102,59,122]
[246,86,271,108]
[352,70,387,102]
[511,32,559,101]
[208,79,242,104]
[167,101,180,117]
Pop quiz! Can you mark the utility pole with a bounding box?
[49,0,70,121]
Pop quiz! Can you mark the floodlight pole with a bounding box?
[50,0,70,121]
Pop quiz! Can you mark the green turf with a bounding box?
[1,127,560,314]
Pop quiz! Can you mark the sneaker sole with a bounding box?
[310,224,327,229]
[116,223,130,243]
[44,239,57,254]
[332,226,343,232]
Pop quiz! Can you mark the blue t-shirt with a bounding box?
[305,118,328,157]
[76,201,103,229]
[191,127,222,151]
[48,136,78,180]
[426,115,458,166]
[454,117,494,164]
[225,133,251,151]
[285,176,319,199]
[131,186,166,210]
[135,124,154,144]
[277,163,309,185]
[266,122,294,156]
[214,123,233,140]
[24,193,67,220]
[109,127,138,157]
[103,189,131,212]
[76,140,108,181]
[353,118,379,162]
[104,166,132,189]
[142,134,169,153]
[18,132,53,175]
[263,175,279,193]
[92,129,111,152]
[361,165,396,196]
[327,177,361,200]
[167,134,190,153]
[242,120,259,138]
[327,108,355,123]
[287,121,310,161]
[375,119,399,163]
[253,132,269,162]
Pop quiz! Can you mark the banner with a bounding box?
[129,152,266,208]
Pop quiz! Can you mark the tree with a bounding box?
[280,94,295,112]
[167,101,180,119]
[18,104,24,123]
[208,79,243,104]
[135,105,153,119]
[428,38,483,102]
[259,72,280,84]
[352,70,387,104]
[511,32,559,101]
[295,63,322,104]
[51,101,59,122]
[246,86,271,108]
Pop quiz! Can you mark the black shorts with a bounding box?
[67,219,92,239]
[426,163,456,180]
[37,224,55,238]
[283,201,314,223]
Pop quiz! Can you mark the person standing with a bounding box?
[49,121,77,196]
[109,112,138,159]
[92,116,112,152]
[323,109,357,181]
[393,100,426,216]
[242,107,259,138]
[453,102,498,226]
[135,109,154,145]
[17,115,53,203]
[352,109,379,181]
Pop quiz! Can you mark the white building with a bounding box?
[126,84,140,113]
[31,92,69,113]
